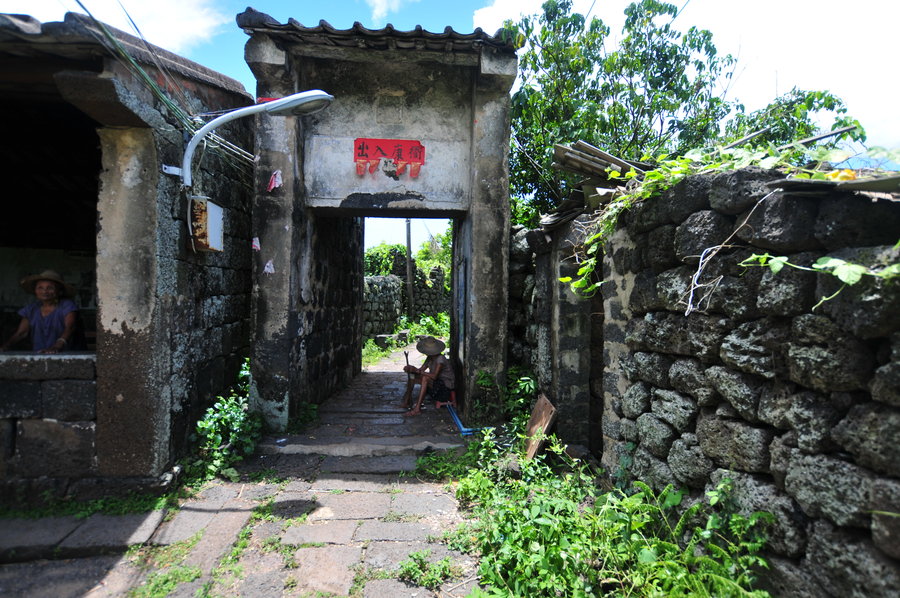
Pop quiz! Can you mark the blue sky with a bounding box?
[10,0,900,246]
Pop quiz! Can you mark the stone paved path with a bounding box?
[0,344,480,597]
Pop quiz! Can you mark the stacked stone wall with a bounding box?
[362,266,450,338]
[600,168,900,597]
[507,167,900,596]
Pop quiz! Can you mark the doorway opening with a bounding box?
[0,98,100,352]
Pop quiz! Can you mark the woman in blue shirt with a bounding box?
[0,270,78,354]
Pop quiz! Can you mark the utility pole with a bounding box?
[405,218,415,319]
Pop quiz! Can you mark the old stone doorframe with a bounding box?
[238,12,518,429]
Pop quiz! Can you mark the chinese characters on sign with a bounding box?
[354,138,425,178]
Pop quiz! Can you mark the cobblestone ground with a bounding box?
[0,344,480,598]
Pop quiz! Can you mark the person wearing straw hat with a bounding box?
[401,336,455,416]
[0,270,79,354]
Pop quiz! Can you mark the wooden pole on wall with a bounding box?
[406,218,415,319]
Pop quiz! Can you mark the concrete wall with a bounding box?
[509,167,900,596]
[0,18,254,501]
[245,28,516,427]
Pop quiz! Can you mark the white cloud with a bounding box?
[364,0,420,24]
[3,0,231,54]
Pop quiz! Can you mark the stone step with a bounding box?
[257,434,464,457]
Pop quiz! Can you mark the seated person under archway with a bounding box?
[400,336,455,416]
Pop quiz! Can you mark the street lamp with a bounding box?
[180,89,334,188]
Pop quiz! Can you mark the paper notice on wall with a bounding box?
[252,237,261,251]
[263,259,275,275]
[267,170,283,192]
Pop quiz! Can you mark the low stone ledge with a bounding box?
[0,353,96,380]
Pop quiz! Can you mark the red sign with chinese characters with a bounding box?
[354,138,425,178]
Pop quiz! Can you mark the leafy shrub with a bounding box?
[447,428,772,597]
[187,359,263,482]
[471,367,536,427]
[397,549,463,590]
[364,242,406,276]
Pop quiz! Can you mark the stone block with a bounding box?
[662,174,712,223]
[871,477,900,560]
[626,312,732,362]
[707,272,763,321]
[12,420,96,477]
[628,271,662,313]
[787,315,874,392]
[708,167,782,215]
[668,358,718,406]
[631,352,672,388]
[619,418,638,443]
[674,210,735,264]
[756,381,797,429]
[42,380,96,421]
[769,433,798,488]
[655,266,692,312]
[815,193,900,250]
[870,362,900,406]
[0,381,42,418]
[756,252,818,316]
[621,382,652,419]
[636,413,676,458]
[668,434,714,488]
[757,556,826,598]
[704,366,764,421]
[696,415,773,473]
[832,402,900,477]
[816,245,900,339]
[784,453,873,527]
[650,389,697,432]
[719,318,790,379]
[734,193,821,252]
[646,225,678,272]
[709,469,808,557]
[806,520,900,598]
[0,354,96,380]
[630,446,676,492]
[784,391,841,453]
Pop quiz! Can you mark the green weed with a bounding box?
[396,549,463,590]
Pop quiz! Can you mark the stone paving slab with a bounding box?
[391,492,459,516]
[306,492,392,521]
[152,484,240,545]
[321,455,419,474]
[310,473,425,492]
[362,540,455,570]
[58,511,166,556]
[363,578,436,598]
[0,516,83,562]
[271,491,319,519]
[292,545,362,595]
[0,555,143,598]
[282,520,358,545]
[355,520,437,542]
[182,497,255,573]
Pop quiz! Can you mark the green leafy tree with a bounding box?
[364,242,406,276]
[415,225,453,276]
[724,87,865,150]
[507,0,736,221]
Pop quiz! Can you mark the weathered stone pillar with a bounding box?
[461,51,516,411]
[95,127,169,476]
[246,36,301,430]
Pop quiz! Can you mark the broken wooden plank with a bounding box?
[573,140,645,174]
[524,394,558,460]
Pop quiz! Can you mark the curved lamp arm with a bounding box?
[181,90,333,188]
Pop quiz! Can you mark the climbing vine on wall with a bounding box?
[563,145,899,298]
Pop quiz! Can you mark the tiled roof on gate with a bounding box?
[236,7,518,55]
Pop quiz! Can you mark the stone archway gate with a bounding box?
[237,9,518,429]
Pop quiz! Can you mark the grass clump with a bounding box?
[396,549,463,590]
